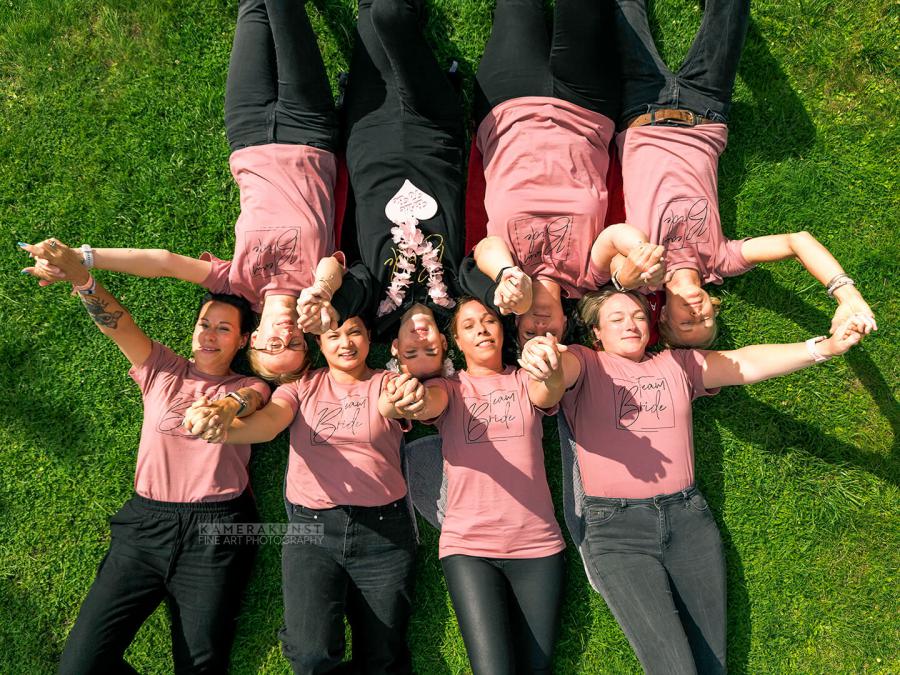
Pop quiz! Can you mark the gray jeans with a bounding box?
[583,487,726,675]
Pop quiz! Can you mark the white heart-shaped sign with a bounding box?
[384,179,438,225]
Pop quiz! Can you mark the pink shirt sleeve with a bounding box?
[199,253,233,295]
[671,349,721,400]
[129,341,181,395]
[718,238,755,278]
[272,379,304,417]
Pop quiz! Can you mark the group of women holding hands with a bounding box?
[24,0,876,673]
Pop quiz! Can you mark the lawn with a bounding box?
[0,0,897,673]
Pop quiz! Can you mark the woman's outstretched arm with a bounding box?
[23,239,152,366]
[22,239,212,285]
[700,315,869,389]
[741,232,876,334]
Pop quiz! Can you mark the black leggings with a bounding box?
[224,0,337,152]
[474,0,620,124]
[441,552,566,675]
[343,0,462,133]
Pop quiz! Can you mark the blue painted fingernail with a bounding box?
[20,269,29,274]
[17,242,29,248]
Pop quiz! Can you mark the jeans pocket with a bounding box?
[687,492,710,512]
[585,505,619,526]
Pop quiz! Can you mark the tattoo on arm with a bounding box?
[81,296,124,329]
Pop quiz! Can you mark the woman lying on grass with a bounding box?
[536,287,870,675]
[468,0,665,348]
[25,239,270,674]
[389,297,569,674]
[183,314,422,674]
[23,0,342,382]
[296,0,497,382]
[612,0,875,348]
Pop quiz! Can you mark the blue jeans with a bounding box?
[615,0,750,122]
[583,487,726,675]
[280,499,417,675]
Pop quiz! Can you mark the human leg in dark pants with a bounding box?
[280,501,416,675]
[441,552,566,675]
[583,488,727,675]
[614,0,750,121]
[474,0,619,124]
[58,494,258,675]
[225,0,337,151]
[344,0,462,131]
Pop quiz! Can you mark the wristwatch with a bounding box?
[226,391,248,416]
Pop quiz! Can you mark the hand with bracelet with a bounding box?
[827,274,876,336]
[20,239,92,289]
[611,242,666,291]
[183,388,262,443]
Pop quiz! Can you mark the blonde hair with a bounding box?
[577,288,651,332]
[657,296,722,349]
[247,342,312,385]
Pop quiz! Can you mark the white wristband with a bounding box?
[805,336,830,363]
[80,244,94,269]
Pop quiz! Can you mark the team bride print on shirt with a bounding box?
[463,389,525,443]
[158,390,228,438]
[511,215,573,270]
[611,376,675,431]
[246,228,301,278]
[311,394,371,445]
[658,197,710,250]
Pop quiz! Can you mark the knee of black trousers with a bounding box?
[369,0,421,32]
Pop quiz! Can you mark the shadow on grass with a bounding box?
[230,437,292,672]
[718,19,817,239]
[0,342,90,463]
[725,268,898,484]
[692,420,753,674]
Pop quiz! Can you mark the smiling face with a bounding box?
[452,299,503,370]
[191,301,247,374]
[393,304,448,379]
[660,284,717,347]
[318,316,370,376]
[591,293,650,361]
[515,287,566,347]
[250,310,308,376]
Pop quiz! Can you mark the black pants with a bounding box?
[224,0,337,152]
[474,0,620,124]
[343,0,463,133]
[58,493,258,675]
[280,499,417,675]
[441,552,566,675]
[614,0,750,123]
[583,487,727,675]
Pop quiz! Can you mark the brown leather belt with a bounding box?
[625,108,716,129]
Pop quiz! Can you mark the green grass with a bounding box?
[1,0,897,672]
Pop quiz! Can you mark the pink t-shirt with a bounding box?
[561,344,719,499]
[616,125,754,285]
[477,97,616,298]
[427,368,565,559]
[201,143,337,312]
[272,369,408,509]
[129,341,271,502]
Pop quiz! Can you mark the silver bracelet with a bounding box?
[80,244,94,269]
[805,336,830,363]
[827,277,855,297]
